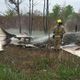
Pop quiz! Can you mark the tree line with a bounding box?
[49,4,74,22]
[1,1,80,32]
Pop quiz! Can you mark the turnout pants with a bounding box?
[54,35,61,50]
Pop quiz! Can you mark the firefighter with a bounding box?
[53,19,65,50]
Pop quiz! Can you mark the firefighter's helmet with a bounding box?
[57,19,62,23]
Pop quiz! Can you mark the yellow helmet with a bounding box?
[57,19,62,23]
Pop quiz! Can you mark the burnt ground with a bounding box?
[0,45,58,72]
[0,45,80,79]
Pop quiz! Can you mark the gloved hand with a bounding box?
[53,34,55,38]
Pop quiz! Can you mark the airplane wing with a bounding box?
[1,28,16,38]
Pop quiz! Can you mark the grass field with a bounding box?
[0,45,80,80]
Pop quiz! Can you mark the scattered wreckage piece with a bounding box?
[62,43,80,57]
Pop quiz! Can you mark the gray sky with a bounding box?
[0,0,80,14]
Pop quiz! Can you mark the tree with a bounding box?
[61,5,74,21]
[49,4,74,22]
[5,0,23,33]
[50,5,61,20]
[5,9,16,17]
[65,13,80,32]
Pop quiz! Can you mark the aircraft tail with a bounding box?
[0,27,15,38]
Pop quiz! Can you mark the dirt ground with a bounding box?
[0,45,80,74]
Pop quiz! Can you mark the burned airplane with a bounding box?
[0,27,15,51]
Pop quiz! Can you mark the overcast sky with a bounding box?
[0,0,80,14]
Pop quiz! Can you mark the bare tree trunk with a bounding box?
[45,0,49,34]
[31,0,33,34]
[43,0,46,33]
[6,0,22,33]
[16,0,22,33]
[29,0,31,35]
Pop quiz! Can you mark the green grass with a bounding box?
[0,63,58,80]
[58,64,80,80]
[0,59,80,80]
[0,64,27,80]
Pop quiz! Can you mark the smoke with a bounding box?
[64,19,71,32]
